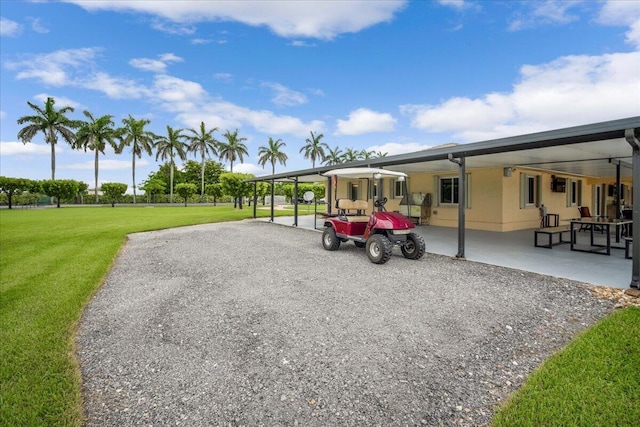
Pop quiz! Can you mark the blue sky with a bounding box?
[1,0,639,191]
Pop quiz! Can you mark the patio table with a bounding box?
[569,217,632,255]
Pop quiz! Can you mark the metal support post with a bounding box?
[293,177,299,227]
[448,154,466,259]
[625,128,640,289]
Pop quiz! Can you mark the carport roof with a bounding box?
[246,116,640,183]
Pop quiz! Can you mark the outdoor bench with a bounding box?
[534,226,574,249]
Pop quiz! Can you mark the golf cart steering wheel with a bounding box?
[374,197,388,208]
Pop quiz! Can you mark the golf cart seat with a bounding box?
[337,199,370,222]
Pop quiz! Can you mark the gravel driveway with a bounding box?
[76,220,614,426]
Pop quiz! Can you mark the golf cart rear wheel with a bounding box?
[322,227,341,251]
[401,232,425,260]
[366,234,392,264]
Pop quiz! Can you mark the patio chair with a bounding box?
[578,206,603,233]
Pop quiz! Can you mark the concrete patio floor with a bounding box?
[257,213,633,289]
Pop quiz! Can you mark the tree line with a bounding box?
[13,96,387,207]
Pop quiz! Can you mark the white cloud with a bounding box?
[0,17,22,37]
[290,40,316,47]
[437,0,467,10]
[6,47,325,138]
[0,110,6,119]
[213,72,233,82]
[150,20,196,35]
[191,38,212,45]
[130,53,183,73]
[83,72,149,99]
[63,0,408,40]
[32,93,82,110]
[598,0,640,48]
[28,17,49,34]
[1,141,62,155]
[335,108,397,135]
[234,163,265,175]
[6,47,99,86]
[262,82,308,107]
[401,50,640,142]
[509,0,581,32]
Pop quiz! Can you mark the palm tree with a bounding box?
[342,147,363,163]
[186,122,219,201]
[373,150,388,158]
[17,97,79,180]
[218,129,248,173]
[75,111,121,203]
[299,131,328,168]
[360,149,375,159]
[323,146,344,166]
[258,137,288,175]
[155,126,188,203]
[119,116,157,204]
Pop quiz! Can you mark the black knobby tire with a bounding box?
[401,232,426,260]
[366,234,392,264]
[354,241,366,248]
[322,227,341,251]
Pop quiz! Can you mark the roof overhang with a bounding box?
[245,117,640,183]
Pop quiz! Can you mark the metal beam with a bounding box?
[252,182,257,219]
[293,177,299,227]
[625,128,640,289]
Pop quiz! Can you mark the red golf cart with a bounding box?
[321,168,426,264]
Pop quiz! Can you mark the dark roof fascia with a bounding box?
[245,116,640,182]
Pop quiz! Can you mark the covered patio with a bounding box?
[248,117,640,288]
[259,214,632,289]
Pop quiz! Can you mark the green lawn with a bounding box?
[0,205,292,426]
[492,306,640,426]
[1,206,638,426]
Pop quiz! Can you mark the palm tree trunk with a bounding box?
[169,159,174,203]
[132,151,137,204]
[200,148,205,202]
[50,137,56,180]
[94,149,99,203]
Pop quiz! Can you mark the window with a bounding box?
[370,181,378,199]
[571,180,578,205]
[526,175,537,206]
[439,177,458,204]
[348,182,359,200]
[520,174,540,209]
[393,179,405,198]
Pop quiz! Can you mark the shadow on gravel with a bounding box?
[76,221,614,426]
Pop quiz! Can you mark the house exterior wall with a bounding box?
[326,167,630,232]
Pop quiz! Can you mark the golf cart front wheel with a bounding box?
[366,234,392,264]
[322,227,341,251]
[401,232,425,260]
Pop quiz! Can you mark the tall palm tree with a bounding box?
[258,137,288,175]
[360,149,375,159]
[323,146,344,166]
[119,115,157,204]
[155,126,187,203]
[300,131,328,168]
[342,147,363,163]
[218,129,248,173]
[186,121,219,201]
[17,97,79,180]
[75,111,121,203]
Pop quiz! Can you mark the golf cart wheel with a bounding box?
[401,232,426,260]
[354,241,366,248]
[322,227,341,251]
[366,234,392,264]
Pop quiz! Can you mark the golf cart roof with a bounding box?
[322,167,407,179]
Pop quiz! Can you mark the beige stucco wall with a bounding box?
[325,167,630,232]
